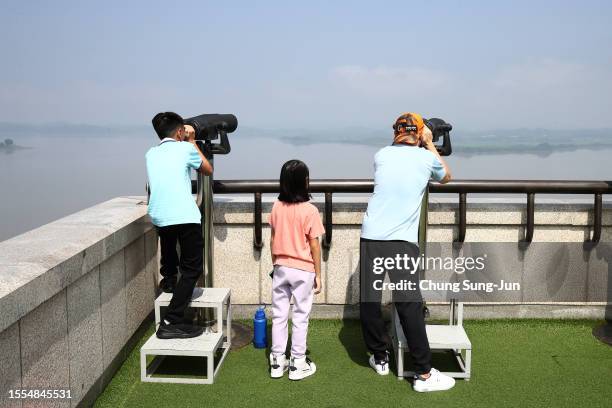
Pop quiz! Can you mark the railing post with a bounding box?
[253,192,263,249]
[588,193,602,244]
[523,193,535,243]
[323,192,333,249]
[454,192,467,243]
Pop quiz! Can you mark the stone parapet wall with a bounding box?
[0,197,157,407]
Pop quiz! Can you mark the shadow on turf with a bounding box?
[338,319,370,368]
[337,264,383,368]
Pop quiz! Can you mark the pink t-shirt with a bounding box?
[269,200,325,273]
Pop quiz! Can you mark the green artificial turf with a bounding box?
[95,320,611,408]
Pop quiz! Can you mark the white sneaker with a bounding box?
[288,356,317,380]
[269,353,289,378]
[413,368,456,392]
[369,354,390,375]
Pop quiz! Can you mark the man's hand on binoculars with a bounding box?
[420,126,434,149]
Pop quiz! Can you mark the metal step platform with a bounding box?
[140,287,232,384]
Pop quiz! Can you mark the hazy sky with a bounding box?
[1,0,611,130]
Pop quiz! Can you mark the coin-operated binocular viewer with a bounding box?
[423,117,452,156]
[183,114,238,292]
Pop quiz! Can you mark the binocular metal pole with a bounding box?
[195,143,251,346]
[201,171,214,289]
[419,190,431,319]
[419,188,459,323]
[197,143,216,331]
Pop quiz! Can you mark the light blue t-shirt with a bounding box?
[361,144,446,242]
[145,139,203,227]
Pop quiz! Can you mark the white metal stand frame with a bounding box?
[140,288,232,384]
[390,300,471,380]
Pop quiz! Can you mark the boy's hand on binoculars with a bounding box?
[314,275,322,294]
[184,125,196,142]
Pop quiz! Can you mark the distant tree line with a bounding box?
[0,138,14,147]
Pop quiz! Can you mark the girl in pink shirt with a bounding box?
[269,160,324,381]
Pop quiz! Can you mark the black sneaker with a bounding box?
[159,277,176,293]
[156,322,204,339]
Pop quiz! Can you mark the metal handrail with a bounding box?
[206,179,611,247]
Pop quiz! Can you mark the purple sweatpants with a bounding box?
[271,265,315,358]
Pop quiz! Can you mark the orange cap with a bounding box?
[393,112,424,144]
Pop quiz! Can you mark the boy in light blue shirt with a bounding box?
[146,112,212,339]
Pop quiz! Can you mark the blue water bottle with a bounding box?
[253,306,268,348]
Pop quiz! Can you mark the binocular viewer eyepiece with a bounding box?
[184,114,238,141]
[424,117,453,156]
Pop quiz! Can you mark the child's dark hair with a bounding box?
[152,112,184,140]
[278,159,311,203]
